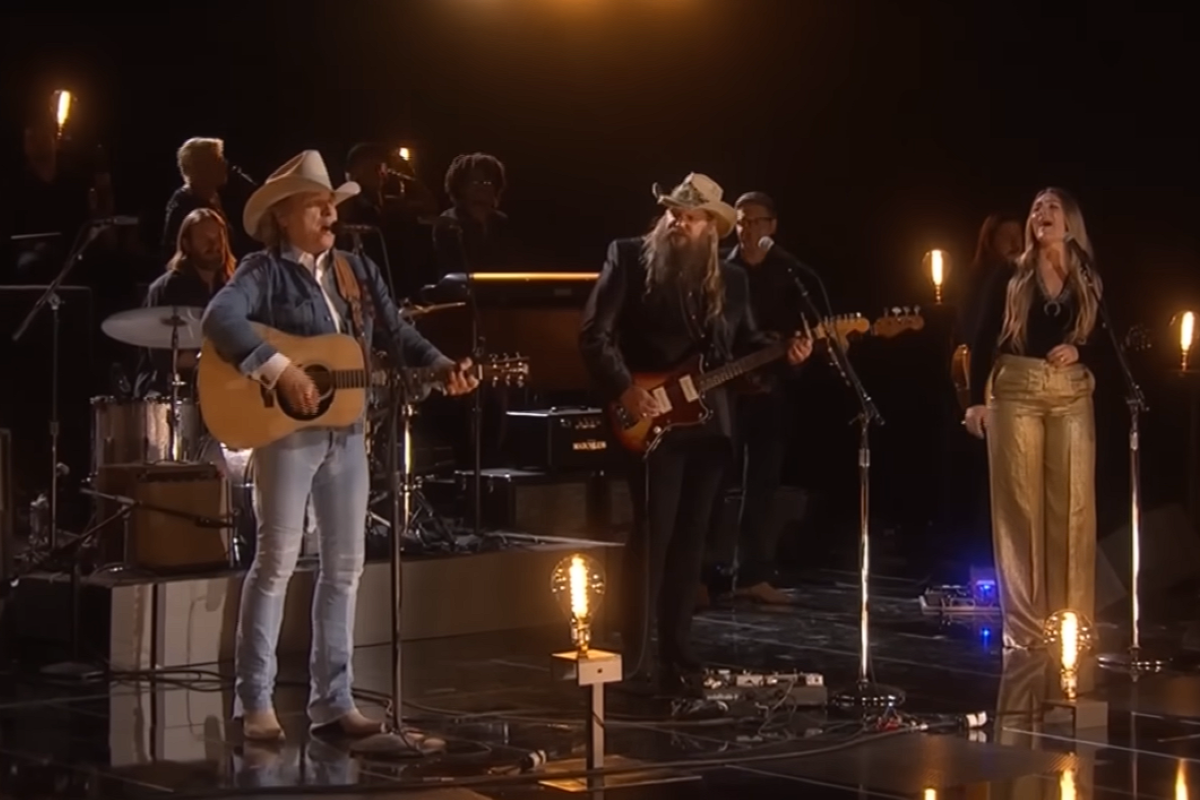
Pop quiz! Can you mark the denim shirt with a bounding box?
[202,247,451,378]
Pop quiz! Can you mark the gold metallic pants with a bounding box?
[987,355,1096,648]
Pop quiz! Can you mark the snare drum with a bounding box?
[90,396,202,472]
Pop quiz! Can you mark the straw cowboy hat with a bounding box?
[243,150,360,239]
[652,173,737,238]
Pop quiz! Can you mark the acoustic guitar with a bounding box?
[609,312,924,455]
[198,322,528,449]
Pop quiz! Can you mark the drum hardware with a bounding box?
[368,403,455,553]
[100,305,205,465]
[399,301,466,321]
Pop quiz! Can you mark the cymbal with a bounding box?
[102,306,205,350]
[400,301,466,320]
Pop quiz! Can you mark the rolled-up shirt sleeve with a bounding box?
[201,255,285,384]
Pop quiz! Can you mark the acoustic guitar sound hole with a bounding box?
[278,364,333,420]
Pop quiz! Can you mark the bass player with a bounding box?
[579,173,812,695]
[202,150,478,744]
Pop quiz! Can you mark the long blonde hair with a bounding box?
[168,207,236,280]
[641,211,725,322]
[998,187,1100,352]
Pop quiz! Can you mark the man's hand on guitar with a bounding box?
[442,358,480,396]
[620,385,662,421]
[963,405,989,439]
[276,365,319,414]
[786,334,814,365]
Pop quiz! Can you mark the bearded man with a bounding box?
[135,207,235,397]
[579,174,813,695]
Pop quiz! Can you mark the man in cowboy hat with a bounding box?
[578,173,813,695]
[203,150,478,744]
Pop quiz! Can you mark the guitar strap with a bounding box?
[331,253,374,370]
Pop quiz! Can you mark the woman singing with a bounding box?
[963,188,1100,649]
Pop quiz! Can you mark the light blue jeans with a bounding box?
[233,427,369,725]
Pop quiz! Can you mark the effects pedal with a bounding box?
[701,669,828,708]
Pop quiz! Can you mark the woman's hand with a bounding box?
[963,404,989,439]
[1046,344,1079,367]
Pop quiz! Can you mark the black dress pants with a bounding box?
[621,431,729,673]
[735,391,790,586]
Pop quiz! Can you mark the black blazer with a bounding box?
[578,237,768,440]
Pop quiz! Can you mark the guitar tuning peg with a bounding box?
[892,307,901,316]
[913,305,921,314]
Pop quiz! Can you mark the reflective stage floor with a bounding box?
[3,568,1200,799]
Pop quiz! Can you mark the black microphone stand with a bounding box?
[453,226,485,541]
[11,220,105,680]
[344,232,429,755]
[1080,246,1164,675]
[783,260,901,711]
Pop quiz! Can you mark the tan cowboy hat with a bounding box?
[652,173,737,238]
[243,150,360,239]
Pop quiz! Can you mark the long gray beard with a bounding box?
[647,234,708,289]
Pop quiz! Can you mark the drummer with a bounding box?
[134,208,235,397]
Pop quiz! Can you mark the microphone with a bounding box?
[228,163,257,186]
[333,222,377,235]
[93,215,139,227]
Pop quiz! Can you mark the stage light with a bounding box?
[1042,609,1095,700]
[550,553,605,653]
[398,146,411,163]
[51,89,72,137]
[1177,759,1189,800]
[1060,767,1077,800]
[924,249,946,304]
[1179,311,1194,371]
[923,789,937,799]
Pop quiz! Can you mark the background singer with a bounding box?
[964,187,1100,650]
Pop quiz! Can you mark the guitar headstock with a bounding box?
[478,354,530,387]
[872,306,925,338]
[813,313,871,341]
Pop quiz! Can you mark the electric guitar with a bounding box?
[198,323,529,449]
[610,311,924,455]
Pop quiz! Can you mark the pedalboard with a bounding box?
[701,669,828,707]
[919,584,1000,614]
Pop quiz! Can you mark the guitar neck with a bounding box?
[329,366,440,389]
[695,340,789,393]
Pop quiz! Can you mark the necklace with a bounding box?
[1036,271,1068,317]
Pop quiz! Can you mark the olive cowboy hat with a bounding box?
[651,172,737,238]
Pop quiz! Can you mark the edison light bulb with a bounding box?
[398,146,411,162]
[1177,759,1188,800]
[923,790,937,800]
[1042,609,1095,699]
[550,554,605,653]
[1060,767,1077,800]
[52,89,72,136]
[926,249,946,303]
[1181,311,1195,371]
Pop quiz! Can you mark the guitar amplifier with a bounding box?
[505,407,613,472]
[95,463,232,572]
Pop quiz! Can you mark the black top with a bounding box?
[724,244,806,334]
[134,265,225,397]
[578,237,769,440]
[968,263,1092,405]
[431,207,514,276]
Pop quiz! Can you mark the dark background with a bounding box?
[1,0,1197,574]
